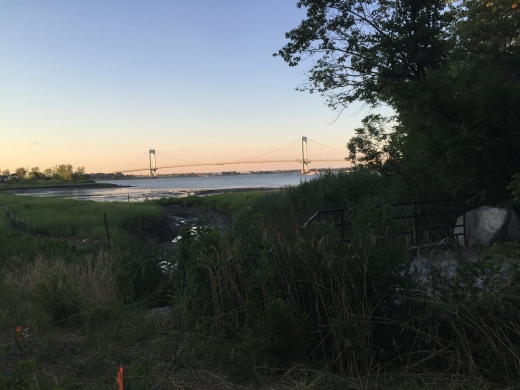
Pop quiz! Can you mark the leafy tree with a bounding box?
[52,164,74,181]
[275,0,454,109]
[26,167,45,180]
[43,168,53,178]
[388,0,520,202]
[1,169,10,177]
[73,167,87,180]
[15,167,27,178]
[278,0,520,203]
[347,114,403,173]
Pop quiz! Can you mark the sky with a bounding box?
[1,1,377,174]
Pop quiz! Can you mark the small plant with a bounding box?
[35,274,85,325]
[1,359,36,390]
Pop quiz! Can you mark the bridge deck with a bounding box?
[120,158,347,173]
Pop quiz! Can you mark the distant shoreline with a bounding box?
[5,185,276,201]
[1,182,130,193]
[185,187,275,196]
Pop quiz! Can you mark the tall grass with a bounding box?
[4,170,520,389]
[0,193,166,240]
[0,209,91,267]
[163,169,520,386]
[0,193,169,304]
[171,219,520,385]
[0,250,121,327]
[237,168,403,233]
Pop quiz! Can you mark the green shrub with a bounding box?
[35,274,85,325]
[171,200,417,373]
[116,242,167,304]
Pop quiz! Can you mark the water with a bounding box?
[13,173,316,202]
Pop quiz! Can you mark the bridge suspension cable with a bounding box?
[155,152,206,168]
[307,138,348,161]
[232,139,302,163]
[117,152,149,173]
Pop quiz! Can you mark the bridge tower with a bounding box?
[301,136,309,174]
[148,149,157,178]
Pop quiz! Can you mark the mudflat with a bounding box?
[0,182,129,192]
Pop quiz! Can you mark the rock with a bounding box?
[454,206,520,246]
[145,306,173,321]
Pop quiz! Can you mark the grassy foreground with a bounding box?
[2,172,520,389]
[0,194,171,389]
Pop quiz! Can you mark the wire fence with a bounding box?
[304,198,466,247]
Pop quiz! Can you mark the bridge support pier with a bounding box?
[149,149,157,178]
[301,136,309,174]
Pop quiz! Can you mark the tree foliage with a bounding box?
[275,0,455,108]
[278,0,520,204]
[2,165,89,181]
[15,167,27,178]
[347,114,402,173]
[51,165,87,181]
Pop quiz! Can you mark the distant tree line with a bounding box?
[0,165,89,181]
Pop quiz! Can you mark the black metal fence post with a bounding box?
[414,202,418,246]
[103,212,111,251]
[341,210,344,242]
[462,199,467,246]
[446,199,450,240]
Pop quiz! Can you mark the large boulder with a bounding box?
[454,206,520,246]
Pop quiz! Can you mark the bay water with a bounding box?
[13,173,315,202]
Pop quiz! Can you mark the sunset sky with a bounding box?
[1,1,379,174]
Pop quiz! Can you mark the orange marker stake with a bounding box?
[117,365,124,390]
[15,326,23,342]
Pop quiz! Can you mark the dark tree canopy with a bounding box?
[275,0,455,108]
[277,0,520,204]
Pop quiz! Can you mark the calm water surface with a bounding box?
[15,174,315,202]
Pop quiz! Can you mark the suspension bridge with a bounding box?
[118,137,348,177]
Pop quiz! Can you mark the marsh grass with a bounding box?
[157,190,271,217]
[0,191,170,326]
[0,193,166,241]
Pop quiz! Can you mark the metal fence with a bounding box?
[303,199,466,246]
